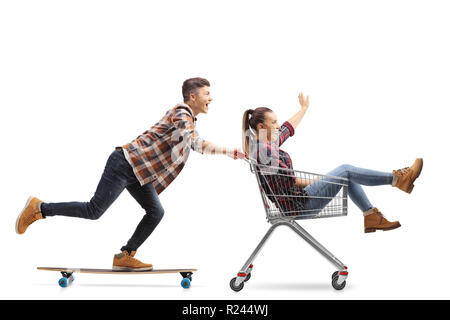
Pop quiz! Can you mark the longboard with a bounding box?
[37,266,197,288]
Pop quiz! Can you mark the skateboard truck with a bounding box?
[180,271,193,279]
[180,272,193,289]
[59,271,75,288]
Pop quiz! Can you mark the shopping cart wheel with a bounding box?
[229,277,244,292]
[332,271,339,280]
[331,275,346,290]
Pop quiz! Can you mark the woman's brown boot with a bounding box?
[364,208,401,233]
[392,158,423,194]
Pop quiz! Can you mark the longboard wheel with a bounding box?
[58,277,68,288]
[181,277,191,289]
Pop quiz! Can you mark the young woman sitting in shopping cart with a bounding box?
[241,93,423,233]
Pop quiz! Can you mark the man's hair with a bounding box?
[182,77,210,102]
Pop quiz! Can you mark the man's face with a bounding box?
[190,86,213,114]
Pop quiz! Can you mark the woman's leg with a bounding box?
[40,150,129,220]
[303,164,401,232]
[333,164,393,187]
[304,164,394,213]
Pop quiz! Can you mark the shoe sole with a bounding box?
[112,266,153,271]
[406,158,423,194]
[365,224,401,233]
[15,196,34,234]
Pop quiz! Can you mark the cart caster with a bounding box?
[181,277,191,289]
[244,273,251,282]
[230,277,244,292]
[331,272,346,290]
[332,276,346,290]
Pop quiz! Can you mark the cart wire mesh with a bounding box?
[249,162,348,221]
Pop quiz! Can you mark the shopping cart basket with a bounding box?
[230,160,350,291]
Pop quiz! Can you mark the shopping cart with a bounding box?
[229,159,350,291]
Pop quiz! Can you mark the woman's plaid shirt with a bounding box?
[121,103,204,194]
[253,121,307,214]
[253,121,295,170]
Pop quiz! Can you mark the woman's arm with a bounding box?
[287,92,310,130]
[294,177,314,188]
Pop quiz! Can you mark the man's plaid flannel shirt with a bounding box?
[121,103,203,194]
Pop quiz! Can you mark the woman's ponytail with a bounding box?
[242,109,254,155]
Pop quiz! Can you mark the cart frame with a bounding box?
[230,161,350,291]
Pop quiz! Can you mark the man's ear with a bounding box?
[189,92,196,102]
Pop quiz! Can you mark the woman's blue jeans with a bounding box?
[303,164,394,213]
[40,149,164,253]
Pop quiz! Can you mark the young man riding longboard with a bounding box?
[16,77,242,271]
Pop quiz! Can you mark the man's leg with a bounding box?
[41,150,128,220]
[16,150,131,234]
[112,181,163,271]
[120,181,164,253]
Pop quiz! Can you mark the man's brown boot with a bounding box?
[364,208,401,233]
[392,158,423,194]
[112,251,153,271]
[15,196,44,234]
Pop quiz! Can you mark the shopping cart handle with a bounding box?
[235,150,248,160]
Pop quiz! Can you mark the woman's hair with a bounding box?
[242,107,273,155]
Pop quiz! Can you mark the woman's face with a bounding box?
[257,111,280,142]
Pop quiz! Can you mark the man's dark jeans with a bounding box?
[40,149,164,253]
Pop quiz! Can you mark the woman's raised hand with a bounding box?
[298,91,310,111]
[288,92,310,130]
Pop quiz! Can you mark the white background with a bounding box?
[1,0,449,300]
